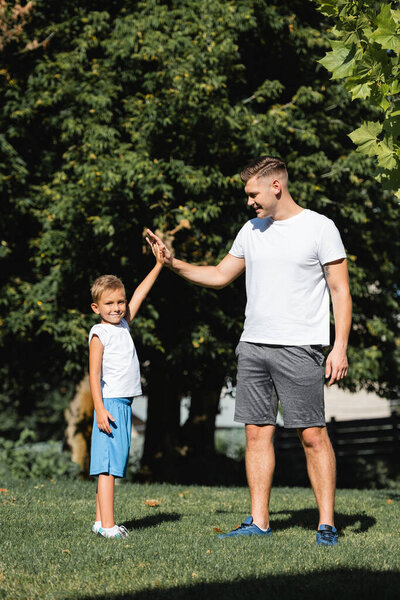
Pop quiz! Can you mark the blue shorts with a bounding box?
[90,397,133,478]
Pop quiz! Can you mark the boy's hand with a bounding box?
[96,408,115,434]
[148,236,165,266]
[146,229,173,267]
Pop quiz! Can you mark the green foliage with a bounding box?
[0,0,399,450]
[0,428,80,479]
[316,0,400,196]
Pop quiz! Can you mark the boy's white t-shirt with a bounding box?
[229,209,346,346]
[88,318,142,398]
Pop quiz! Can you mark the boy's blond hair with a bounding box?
[91,275,125,304]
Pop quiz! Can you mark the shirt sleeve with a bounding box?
[229,224,246,258]
[121,318,130,330]
[88,324,109,347]
[317,218,346,265]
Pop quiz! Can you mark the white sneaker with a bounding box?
[98,524,129,539]
[91,522,101,535]
[117,525,129,538]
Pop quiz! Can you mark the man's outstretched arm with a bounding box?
[146,229,245,289]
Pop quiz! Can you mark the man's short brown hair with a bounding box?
[240,155,287,183]
[91,274,125,304]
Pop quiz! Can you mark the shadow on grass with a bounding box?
[62,569,400,600]
[182,508,375,536]
[270,508,376,534]
[121,512,181,531]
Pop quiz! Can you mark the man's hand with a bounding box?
[146,229,173,267]
[325,346,348,386]
[96,408,115,434]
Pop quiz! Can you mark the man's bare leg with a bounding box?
[297,426,336,527]
[245,424,275,529]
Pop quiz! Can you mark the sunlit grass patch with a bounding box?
[1,481,399,600]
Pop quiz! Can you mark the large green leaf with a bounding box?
[319,41,360,79]
[377,140,397,169]
[349,121,383,155]
[370,4,400,52]
[349,82,371,99]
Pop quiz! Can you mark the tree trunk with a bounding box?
[181,374,225,457]
[141,358,182,472]
[64,373,93,476]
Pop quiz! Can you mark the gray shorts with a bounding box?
[234,342,325,429]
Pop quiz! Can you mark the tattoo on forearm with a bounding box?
[324,264,330,279]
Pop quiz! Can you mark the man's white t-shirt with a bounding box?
[88,318,142,398]
[229,209,346,346]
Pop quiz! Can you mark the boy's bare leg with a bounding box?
[95,485,101,523]
[245,424,275,529]
[297,426,336,527]
[97,474,115,528]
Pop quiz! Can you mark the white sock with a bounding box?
[102,525,118,533]
[258,525,270,531]
[94,520,101,528]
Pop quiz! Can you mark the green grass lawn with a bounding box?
[1,480,399,600]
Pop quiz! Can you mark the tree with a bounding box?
[0,1,398,479]
[315,0,400,197]
[0,0,33,51]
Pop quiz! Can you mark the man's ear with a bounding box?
[91,303,100,314]
[271,178,282,196]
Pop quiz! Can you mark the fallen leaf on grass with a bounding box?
[145,499,161,507]
[213,527,222,533]
[206,550,211,554]
[387,499,393,504]
[62,549,71,555]
[0,489,8,493]
[192,572,198,578]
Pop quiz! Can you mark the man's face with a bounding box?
[91,287,127,325]
[244,175,281,219]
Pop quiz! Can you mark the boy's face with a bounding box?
[91,287,127,325]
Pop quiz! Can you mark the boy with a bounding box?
[89,241,163,538]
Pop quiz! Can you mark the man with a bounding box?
[147,156,352,546]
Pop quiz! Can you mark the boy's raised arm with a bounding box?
[125,241,163,323]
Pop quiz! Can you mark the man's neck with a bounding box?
[271,196,303,221]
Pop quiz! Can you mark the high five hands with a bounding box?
[146,229,173,267]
